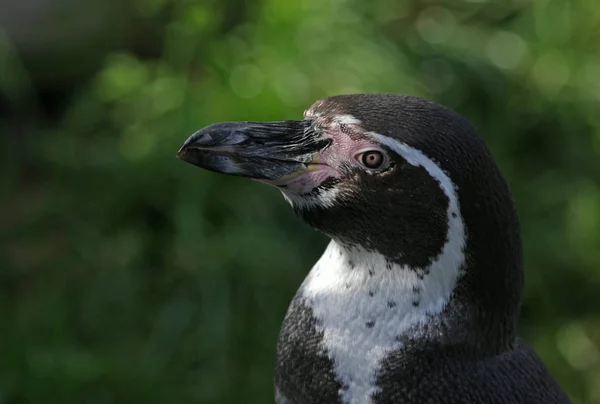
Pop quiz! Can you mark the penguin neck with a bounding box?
[298,240,468,403]
[301,240,463,342]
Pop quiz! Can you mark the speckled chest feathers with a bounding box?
[177,94,569,404]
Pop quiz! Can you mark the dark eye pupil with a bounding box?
[362,151,383,168]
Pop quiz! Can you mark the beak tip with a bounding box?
[177,130,205,160]
[176,144,187,159]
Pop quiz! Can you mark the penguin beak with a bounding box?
[177,120,329,182]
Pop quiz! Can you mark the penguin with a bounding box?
[177,94,570,404]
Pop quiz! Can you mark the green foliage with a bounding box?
[2,0,600,402]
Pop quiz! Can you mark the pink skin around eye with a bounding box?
[275,121,381,194]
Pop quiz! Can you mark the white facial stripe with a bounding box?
[300,136,466,404]
[335,114,362,126]
[280,185,344,210]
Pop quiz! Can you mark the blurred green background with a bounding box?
[1,0,599,403]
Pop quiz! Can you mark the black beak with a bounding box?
[177,120,328,181]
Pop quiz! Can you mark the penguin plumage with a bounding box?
[178,94,570,404]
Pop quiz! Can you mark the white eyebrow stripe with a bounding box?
[335,114,362,126]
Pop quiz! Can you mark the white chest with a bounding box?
[300,240,463,404]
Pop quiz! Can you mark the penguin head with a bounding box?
[178,94,523,349]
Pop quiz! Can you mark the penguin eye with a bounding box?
[356,150,386,170]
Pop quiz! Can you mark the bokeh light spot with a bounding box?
[417,7,456,44]
[119,127,156,161]
[151,77,185,114]
[532,52,570,93]
[485,31,528,70]
[229,64,265,99]
[579,62,600,101]
[273,64,309,106]
[557,322,600,370]
[97,54,149,101]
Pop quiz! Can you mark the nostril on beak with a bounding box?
[193,132,215,145]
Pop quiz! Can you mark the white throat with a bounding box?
[299,136,467,404]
